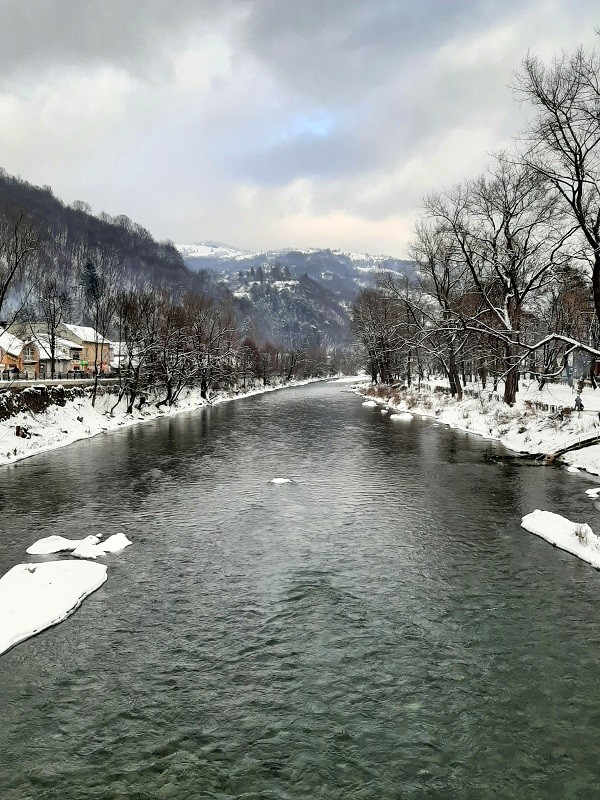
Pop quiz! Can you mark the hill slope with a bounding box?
[177,242,415,346]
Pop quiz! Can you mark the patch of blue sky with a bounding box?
[276,109,340,143]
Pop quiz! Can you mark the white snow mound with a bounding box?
[567,466,580,473]
[101,532,132,553]
[270,478,293,484]
[390,412,413,422]
[586,488,600,499]
[0,561,107,655]
[28,532,132,559]
[521,509,600,569]
[26,534,101,555]
[362,400,377,407]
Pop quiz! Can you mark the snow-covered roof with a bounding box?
[62,324,110,345]
[0,330,23,357]
[23,336,71,361]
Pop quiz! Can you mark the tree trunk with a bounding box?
[448,347,462,400]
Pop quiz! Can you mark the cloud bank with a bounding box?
[0,0,598,256]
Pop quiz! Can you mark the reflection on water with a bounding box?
[1,382,600,799]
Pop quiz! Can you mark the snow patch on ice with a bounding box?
[27,532,132,559]
[101,532,132,553]
[26,534,101,555]
[521,509,600,569]
[390,412,413,422]
[0,561,107,655]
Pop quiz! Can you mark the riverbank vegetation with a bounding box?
[352,39,600,406]
[0,173,347,412]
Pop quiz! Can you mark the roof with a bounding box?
[0,330,24,357]
[23,336,71,362]
[62,324,110,345]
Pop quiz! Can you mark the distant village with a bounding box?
[0,323,119,381]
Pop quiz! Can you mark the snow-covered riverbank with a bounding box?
[0,378,324,469]
[358,379,600,571]
[357,379,600,475]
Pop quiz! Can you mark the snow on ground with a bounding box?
[521,510,600,570]
[0,377,323,469]
[0,561,107,655]
[356,377,600,474]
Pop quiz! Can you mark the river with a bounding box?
[1,380,600,799]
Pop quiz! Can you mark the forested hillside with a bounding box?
[0,169,192,296]
[0,169,353,403]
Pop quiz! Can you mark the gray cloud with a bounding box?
[0,0,233,82]
[0,0,599,256]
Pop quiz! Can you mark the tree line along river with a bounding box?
[1,380,600,799]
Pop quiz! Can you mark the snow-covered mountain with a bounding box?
[176,242,414,347]
[177,241,251,261]
[177,242,414,298]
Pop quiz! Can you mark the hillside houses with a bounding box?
[0,323,114,380]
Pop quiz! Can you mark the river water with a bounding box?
[1,381,600,799]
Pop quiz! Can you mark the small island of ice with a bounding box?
[362,400,377,407]
[27,534,101,555]
[27,532,132,559]
[270,478,293,484]
[0,561,107,655]
[390,412,413,422]
[521,509,600,569]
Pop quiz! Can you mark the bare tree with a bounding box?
[0,206,39,324]
[424,158,571,403]
[517,44,600,323]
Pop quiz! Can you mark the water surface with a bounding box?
[1,381,600,799]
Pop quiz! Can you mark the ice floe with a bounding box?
[0,561,107,655]
[567,466,581,473]
[586,487,600,499]
[270,478,293,484]
[26,534,101,555]
[27,532,132,559]
[390,412,413,422]
[521,509,600,569]
[362,400,377,407]
[100,532,132,553]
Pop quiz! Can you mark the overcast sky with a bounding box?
[0,0,598,257]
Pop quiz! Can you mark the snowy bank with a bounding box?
[521,510,600,570]
[356,381,600,474]
[0,561,107,655]
[0,377,324,469]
